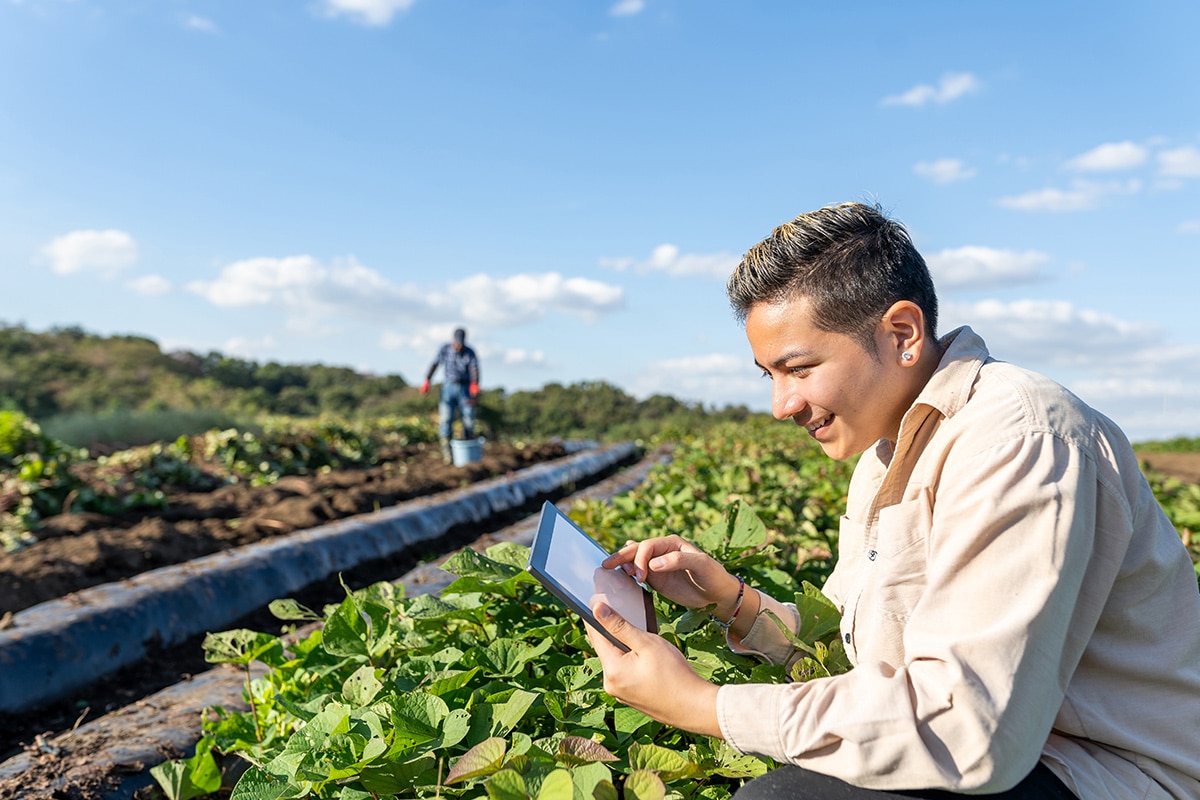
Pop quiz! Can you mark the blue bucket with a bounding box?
[450,437,484,467]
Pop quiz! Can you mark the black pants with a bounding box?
[734,763,1076,800]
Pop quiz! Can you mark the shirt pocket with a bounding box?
[866,497,932,627]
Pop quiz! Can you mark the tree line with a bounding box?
[0,323,758,445]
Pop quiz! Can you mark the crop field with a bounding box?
[1,415,1196,800]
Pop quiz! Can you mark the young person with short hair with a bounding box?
[586,202,1200,799]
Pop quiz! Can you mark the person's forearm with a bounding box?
[710,573,761,640]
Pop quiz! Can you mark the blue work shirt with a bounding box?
[429,343,479,385]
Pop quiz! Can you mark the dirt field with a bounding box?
[0,440,569,617]
[1136,450,1200,486]
[0,442,1195,800]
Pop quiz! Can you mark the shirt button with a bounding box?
[844,632,851,644]
[867,550,877,561]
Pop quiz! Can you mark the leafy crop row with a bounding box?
[153,420,853,799]
[0,411,438,552]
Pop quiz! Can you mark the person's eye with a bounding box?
[788,365,813,378]
[758,369,772,380]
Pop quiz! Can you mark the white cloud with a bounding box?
[186,255,442,323]
[127,274,172,296]
[39,229,139,276]
[450,272,625,326]
[320,0,416,26]
[913,158,976,184]
[495,347,549,368]
[1158,145,1200,178]
[610,0,644,15]
[997,179,1141,212]
[184,15,219,33]
[599,244,738,279]
[1064,141,1148,172]
[925,246,1049,290]
[1178,220,1200,235]
[882,72,980,107]
[1069,375,1200,442]
[941,299,1168,374]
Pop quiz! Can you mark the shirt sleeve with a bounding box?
[717,432,1106,793]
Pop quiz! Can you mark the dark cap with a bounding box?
[453,328,466,345]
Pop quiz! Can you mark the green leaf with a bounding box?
[729,501,768,552]
[443,546,523,584]
[555,658,602,691]
[202,629,284,667]
[623,770,667,800]
[341,664,382,706]
[792,582,841,643]
[229,765,289,800]
[569,762,614,800]
[406,590,487,620]
[446,736,508,785]
[627,743,698,782]
[475,637,555,677]
[612,706,655,739]
[556,736,617,766]
[322,594,371,659]
[469,688,541,741]
[535,768,574,800]
[359,754,438,793]
[149,735,222,800]
[268,598,320,622]
[484,767,528,800]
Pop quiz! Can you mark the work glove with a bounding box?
[419,380,431,395]
[469,382,480,397]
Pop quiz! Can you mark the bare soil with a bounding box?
[0,439,588,782]
[1136,450,1200,486]
[0,440,568,617]
[0,443,1194,800]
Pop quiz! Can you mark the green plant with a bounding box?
[154,501,847,799]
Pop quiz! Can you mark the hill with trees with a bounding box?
[0,322,758,446]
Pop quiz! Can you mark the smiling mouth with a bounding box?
[806,414,834,436]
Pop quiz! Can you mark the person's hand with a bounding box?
[585,600,721,737]
[603,536,741,618]
[419,380,431,395]
[469,382,480,397]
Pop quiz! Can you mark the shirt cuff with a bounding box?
[717,681,791,761]
[728,590,801,664]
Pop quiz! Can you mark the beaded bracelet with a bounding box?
[712,575,746,631]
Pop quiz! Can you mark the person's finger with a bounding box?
[629,536,692,582]
[584,613,624,660]
[589,599,645,652]
[601,541,639,570]
[646,545,716,577]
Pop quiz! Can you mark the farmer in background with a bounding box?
[585,202,1200,799]
[420,327,480,463]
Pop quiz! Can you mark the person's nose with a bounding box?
[772,382,807,421]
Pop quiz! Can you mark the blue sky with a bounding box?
[2,0,1198,443]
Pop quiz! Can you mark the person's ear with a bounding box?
[880,301,926,365]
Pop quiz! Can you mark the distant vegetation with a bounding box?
[0,322,759,448]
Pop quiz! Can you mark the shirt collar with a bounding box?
[914,325,991,422]
[871,326,991,468]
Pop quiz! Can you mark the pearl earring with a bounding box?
[902,352,914,362]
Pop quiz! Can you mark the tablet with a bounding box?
[527,501,657,652]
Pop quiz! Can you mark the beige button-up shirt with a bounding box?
[715,327,1200,798]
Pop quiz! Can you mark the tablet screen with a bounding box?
[527,501,657,651]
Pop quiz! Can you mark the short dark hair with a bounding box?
[726,202,938,354]
[453,328,466,345]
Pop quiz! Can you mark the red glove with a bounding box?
[469,382,480,397]
[419,380,431,395]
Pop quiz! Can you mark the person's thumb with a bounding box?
[592,600,641,649]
